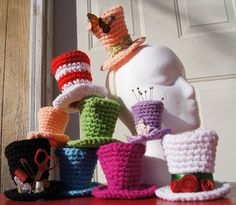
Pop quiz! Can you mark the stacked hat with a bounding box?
[92,142,157,199]
[87,4,146,71]
[27,106,69,147]
[127,99,171,144]
[155,130,231,201]
[68,97,120,148]
[52,50,107,112]
[4,138,59,201]
[54,147,99,198]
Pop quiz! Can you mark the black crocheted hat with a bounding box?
[4,138,59,201]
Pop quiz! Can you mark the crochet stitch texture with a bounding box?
[92,142,157,199]
[68,97,120,148]
[55,147,99,198]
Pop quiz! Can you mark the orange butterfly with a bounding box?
[87,13,116,33]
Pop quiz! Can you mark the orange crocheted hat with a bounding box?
[87,4,145,71]
[27,107,69,147]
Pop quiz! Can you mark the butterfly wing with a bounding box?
[99,17,111,33]
[87,13,99,33]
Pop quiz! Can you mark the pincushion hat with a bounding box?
[92,142,157,199]
[68,97,120,148]
[127,100,171,144]
[27,106,69,147]
[155,130,231,201]
[87,4,146,71]
[52,50,107,112]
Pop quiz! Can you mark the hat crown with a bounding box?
[132,100,164,130]
[56,147,97,189]
[38,107,69,134]
[80,97,120,139]
[51,50,92,93]
[98,142,145,190]
[162,130,218,174]
[89,5,129,48]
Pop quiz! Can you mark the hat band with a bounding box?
[171,173,215,193]
[106,35,133,57]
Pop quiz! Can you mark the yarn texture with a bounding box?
[92,142,157,199]
[128,100,171,144]
[155,130,231,201]
[68,97,120,148]
[27,106,69,147]
[52,50,107,112]
[55,147,99,198]
[87,5,145,71]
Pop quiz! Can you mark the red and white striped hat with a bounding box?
[52,50,107,112]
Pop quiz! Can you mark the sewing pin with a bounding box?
[132,89,139,102]
[144,90,147,101]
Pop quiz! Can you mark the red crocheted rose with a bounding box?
[171,180,180,193]
[200,179,215,191]
[179,174,199,193]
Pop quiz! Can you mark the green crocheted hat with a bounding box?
[68,97,120,148]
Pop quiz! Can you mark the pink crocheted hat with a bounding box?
[52,50,107,112]
[27,106,69,147]
[127,100,171,144]
[155,130,231,201]
[87,4,145,71]
[92,142,157,199]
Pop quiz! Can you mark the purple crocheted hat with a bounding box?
[92,142,157,199]
[127,100,171,144]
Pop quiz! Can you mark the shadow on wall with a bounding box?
[54,0,79,140]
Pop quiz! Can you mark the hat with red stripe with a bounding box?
[52,50,107,112]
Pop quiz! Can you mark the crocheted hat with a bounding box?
[87,4,145,71]
[67,97,120,148]
[27,106,69,147]
[4,138,59,201]
[155,130,231,201]
[54,147,99,198]
[52,50,107,112]
[127,100,171,144]
[92,142,157,199]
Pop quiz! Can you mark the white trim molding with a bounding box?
[29,0,54,131]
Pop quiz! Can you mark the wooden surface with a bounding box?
[0,0,30,192]
[0,183,235,205]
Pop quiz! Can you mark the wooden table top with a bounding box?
[0,183,235,205]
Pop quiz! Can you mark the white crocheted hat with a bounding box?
[155,130,231,201]
[52,50,107,112]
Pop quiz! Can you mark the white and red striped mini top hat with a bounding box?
[52,50,107,112]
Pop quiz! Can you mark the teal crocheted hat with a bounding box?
[68,97,120,148]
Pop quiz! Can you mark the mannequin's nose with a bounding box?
[181,78,195,99]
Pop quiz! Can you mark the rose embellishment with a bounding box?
[135,119,151,136]
[200,179,215,191]
[170,180,181,193]
[179,174,199,193]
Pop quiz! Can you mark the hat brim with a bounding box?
[4,181,60,201]
[53,182,99,199]
[127,128,172,144]
[53,84,107,113]
[67,137,117,148]
[27,132,69,147]
[155,182,231,201]
[92,184,157,199]
[101,37,146,71]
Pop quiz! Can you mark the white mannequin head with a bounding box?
[107,45,200,134]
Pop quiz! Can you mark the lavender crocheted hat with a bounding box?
[4,138,59,201]
[155,130,231,201]
[54,147,99,198]
[92,142,157,199]
[127,100,171,144]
